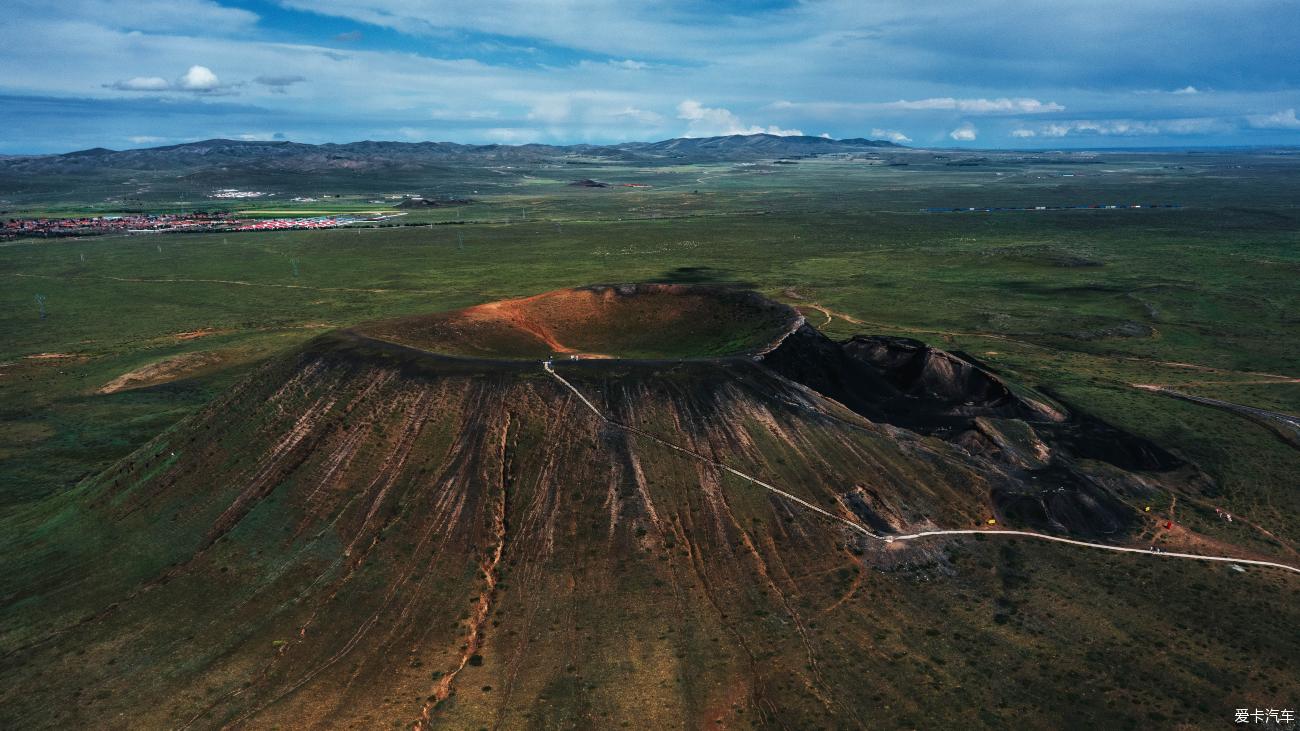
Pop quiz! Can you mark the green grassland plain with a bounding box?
[3,153,1298,522]
[1,149,1299,726]
[3,153,1299,523]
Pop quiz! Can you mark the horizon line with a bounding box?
[8,133,1300,158]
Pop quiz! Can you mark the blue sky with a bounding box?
[3,0,1300,153]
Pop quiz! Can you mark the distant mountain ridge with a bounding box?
[0,133,901,174]
[620,133,896,157]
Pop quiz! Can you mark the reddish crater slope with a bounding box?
[0,285,1264,730]
[359,283,803,360]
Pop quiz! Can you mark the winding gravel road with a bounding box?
[1134,384,1300,446]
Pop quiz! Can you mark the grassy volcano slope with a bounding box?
[2,329,1296,730]
[0,324,1012,730]
[358,284,802,360]
[1,315,1297,728]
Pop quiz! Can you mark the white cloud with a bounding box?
[280,0,745,61]
[949,122,977,141]
[1160,117,1230,134]
[768,97,1063,120]
[178,65,220,91]
[514,92,666,132]
[886,97,1063,114]
[428,108,500,121]
[612,106,663,125]
[270,0,1299,97]
[1172,85,1200,95]
[127,135,166,144]
[483,127,544,143]
[107,65,228,93]
[870,128,912,143]
[9,1,1300,151]
[24,0,259,33]
[1010,128,1036,138]
[525,95,572,123]
[110,76,170,91]
[1029,117,1231,137]
[676,100,802,137]
[676,100,736,132]
[573,58,652,73]
[1247,109,1300,130]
